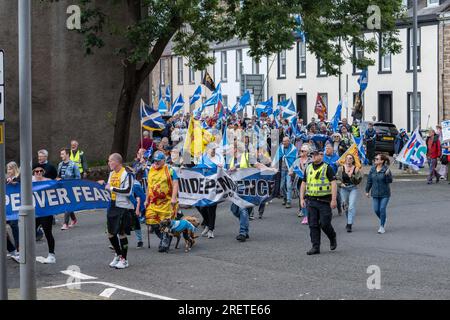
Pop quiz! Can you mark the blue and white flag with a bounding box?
[294,14,306,43]
[6,180,111,221]
[235,90,251,113]
[255,96,273,117]
[165,85,171,103]
[330,101,342,133]
[396,127,427,170]
[141,100,166,131]
[203,83,222,107]
[271,143,297,170]
[158,98,168,114]
[170,93,185,116]
[281,98,296,120]
[354,137,368,165]
[190,85,202,106]
[358,69,368,93]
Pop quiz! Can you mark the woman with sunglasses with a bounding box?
[32,164,56,263]
[365,154,393,234]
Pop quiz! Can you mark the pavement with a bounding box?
[5,179,450,300]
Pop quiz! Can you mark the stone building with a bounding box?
[0,0,148,164]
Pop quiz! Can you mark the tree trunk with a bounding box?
[110,64,140,160]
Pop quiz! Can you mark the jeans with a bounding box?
[307,199,336,249]
[280,169,292,203]
[372,197,390,227]
[7,220,19,249]
[340,186,358,224]
[427,158,439,182]
[231,204,250,236]
[64,212,76,224]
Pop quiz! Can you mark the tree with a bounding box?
[51,0,404,159]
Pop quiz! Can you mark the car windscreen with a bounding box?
[374,125,397,135]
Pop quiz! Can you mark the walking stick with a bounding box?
[147,225,151,248]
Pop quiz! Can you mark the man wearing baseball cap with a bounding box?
[300,149,338,255]
[145,151,179,244]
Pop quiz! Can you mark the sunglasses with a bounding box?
[33,169,44,173]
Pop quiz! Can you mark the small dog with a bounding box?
[160,216,199,252]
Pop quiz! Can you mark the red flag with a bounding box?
[213,100,223,119]
[315,94,327,121]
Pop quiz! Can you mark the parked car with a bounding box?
[373,122,399,155]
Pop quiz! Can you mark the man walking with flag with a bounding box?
[272,136,297,209]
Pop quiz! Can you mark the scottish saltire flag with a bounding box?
[294,14,306,43]
[170,94,185,116]
[235,90,251,113]
[158,98,168,114]
[358,69,368,92]
[193,104,204,120]
[396,127,427,170]
[190,85,202,106]
[203,83,222,107]
[158,85,162,101]
[281,98,296,120]
[293,164,304,179]
[144,146,153,159]
[271,143,297,170]
[353,137,368,165]
[256,96,273,117]
[165,85,171,103]
[201,120,210,130]
[330,101,342,133]
[290,116,303,137]
[140,100,166,131]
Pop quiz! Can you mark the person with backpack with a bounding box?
[144,151,179,251]
[104,153,134,269]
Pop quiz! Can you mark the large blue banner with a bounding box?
[6,180,111,221]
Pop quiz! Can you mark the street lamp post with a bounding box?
[18,0,37,300]
[413,0,419,129]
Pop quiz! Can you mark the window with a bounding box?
[278,50,287,78]
[177,57,183,85]
[407,92,421,132]
[317,58,327,76]
[222,95,228,108]
[160,59,166,86]
[221,51,228,81]
[278,94,286,103]
[407,28,421,71]
[189,66,195,84]
[297,41,307,77]
[236,49,243,82]
[353,45,364,74]
[379,35,391,73]
[428,0,439,6]
[252,59,260,75]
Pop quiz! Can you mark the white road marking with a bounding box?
[60,270,98,280]
[43,281,176,300]
[99,288,117,298]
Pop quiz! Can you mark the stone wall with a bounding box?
[440,18,450,122]
[0,0,149,165]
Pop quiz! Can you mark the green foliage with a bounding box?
[50,0,404,76]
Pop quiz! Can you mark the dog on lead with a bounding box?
[160,216,199,253]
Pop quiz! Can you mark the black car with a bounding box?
[373,122,399,155]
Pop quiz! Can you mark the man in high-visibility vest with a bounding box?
[300,149,337,255]
[70,140,88,178]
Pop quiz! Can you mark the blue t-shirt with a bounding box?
[170,219,196,233]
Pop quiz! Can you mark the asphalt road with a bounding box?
[6,179,450,300]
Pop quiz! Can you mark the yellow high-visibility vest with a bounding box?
[70,150,84,174]
[306,163,331,197]
[229,153,250,169]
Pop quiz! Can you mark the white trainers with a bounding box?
[11,253,20,263]
[378,226,385,234]
[61,224,69,231]
[207,230,214,239]
[42,253,56,264]
[109,255,120,268]
[201,226,209,237]
[115,258,129,269]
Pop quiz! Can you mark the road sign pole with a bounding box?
[18,0,37,300]
[0,46,7,301]
[0,122,6,300]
